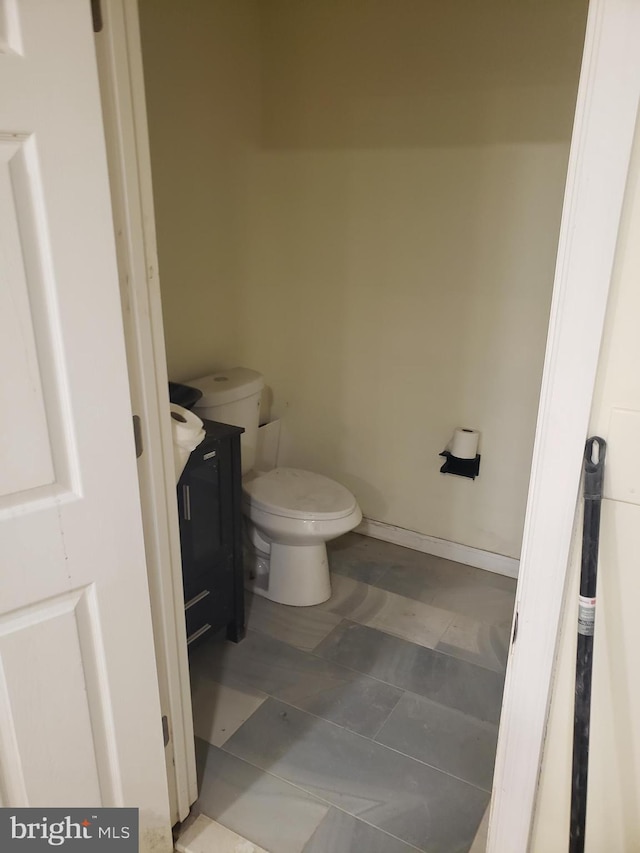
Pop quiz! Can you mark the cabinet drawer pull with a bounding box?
[185,589,211,610]
[183,484,191,521]
[187,623,211,645]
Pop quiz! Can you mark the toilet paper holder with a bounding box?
[440,426,481,479]
[439,450,481,480]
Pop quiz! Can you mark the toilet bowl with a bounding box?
[242,467,362,605]
[187,368,362,606]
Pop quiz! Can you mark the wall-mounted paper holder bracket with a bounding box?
[439,451,481,480]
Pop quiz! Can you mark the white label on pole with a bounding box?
[578,595,596,636]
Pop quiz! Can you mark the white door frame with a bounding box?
[93,0,197,824]
[488,1,640,849]
[99,0,640,846]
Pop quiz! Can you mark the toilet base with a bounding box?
[245,541,332,606]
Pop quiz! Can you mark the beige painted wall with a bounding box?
[139,1,586,559]
[532,118,640,851]
[138,0,260,376]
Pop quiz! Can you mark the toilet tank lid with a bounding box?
[187,367,264,407]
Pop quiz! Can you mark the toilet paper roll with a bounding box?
[170,403,205,483]
[450,427,480,460]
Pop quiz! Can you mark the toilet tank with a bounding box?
[187,368,264,475]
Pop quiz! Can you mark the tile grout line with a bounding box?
[330,553,517,600]
[197,658,404,744]
[206,742,431,853]
[368,688,406,742]
[302,813,428,853]
[238,621,411,693]
[227,621,504,728]
[205,609,504,740]
[198,738,488,853]
[248,568,511,674]
[306,617,507,691]
[218,694,496,795]
[308,616,506,676]
[323,571,512,674]
[394,686,501,732]
[310,618,507,679]
[197,659,499,749]
[323,571,455,639]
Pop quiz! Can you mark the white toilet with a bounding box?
[187,368,362,606]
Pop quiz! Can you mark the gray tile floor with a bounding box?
[188,533,516,853]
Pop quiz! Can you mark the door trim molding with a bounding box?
[488,1,640,849]
[94,0,197,823]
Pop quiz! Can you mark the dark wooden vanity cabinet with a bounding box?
[176,419,245,649]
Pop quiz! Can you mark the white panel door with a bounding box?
[0,2,172,849]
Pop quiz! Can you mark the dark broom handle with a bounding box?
[569,436,606,853]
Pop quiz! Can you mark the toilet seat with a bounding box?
[242,467,357,521]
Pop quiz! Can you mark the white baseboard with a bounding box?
[355,518,519,579]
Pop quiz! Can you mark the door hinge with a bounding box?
[162,715,170,747]
[91,0,103,33]
[133,415,143,458]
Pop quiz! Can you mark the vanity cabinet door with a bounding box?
[176,421,245,648]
